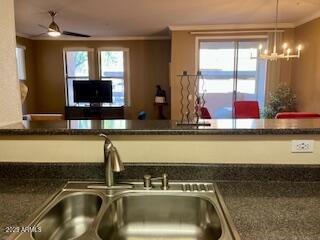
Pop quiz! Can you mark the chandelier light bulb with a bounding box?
[297,45,302,51]
[264,49,269,55]
[259,44,263,50]
[282,43,288,49]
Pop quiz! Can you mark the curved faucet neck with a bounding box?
[99,133,124,187]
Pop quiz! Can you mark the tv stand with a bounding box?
[65,106,124,120]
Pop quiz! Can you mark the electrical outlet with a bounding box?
[291,140,314,153]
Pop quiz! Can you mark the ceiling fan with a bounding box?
[38,11,91,38]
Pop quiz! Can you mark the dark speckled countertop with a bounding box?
[0,163,319,239]
[217,181,320,240]
[2,119,320,135]
[1,179,319,239]
[0,179,65,239]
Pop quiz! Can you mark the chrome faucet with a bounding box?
[99,134,124,187]
[86,134,132,190]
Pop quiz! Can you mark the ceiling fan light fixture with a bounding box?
[38,10,91,38]
[46,13,61,37]
[49,21,60,31]
[47,30,61,37]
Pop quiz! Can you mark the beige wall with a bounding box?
[280,29,295,86]
[170,31,196,120]
[16,38,171,119]
[0,0,22,126]
[1,135,320,165]
[264,29,296,104]
[292,18,320,113]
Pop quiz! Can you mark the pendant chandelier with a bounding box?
[258,0,302,61]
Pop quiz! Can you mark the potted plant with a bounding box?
[264,83,297,119]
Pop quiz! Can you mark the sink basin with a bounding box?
[11,181,239,240]
[32,193,102,240]
[98,195,222,240]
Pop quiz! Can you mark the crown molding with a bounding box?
[190,30,283,35]
[169,23,295,31]
[294,10,320,27]
[16,32,32,38]
[15,33,170,41]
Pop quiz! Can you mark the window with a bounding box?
[99,49,129,106]
[64,48,129,107]
[16,46,26,80]
[64,49,93,106]
[198,39,267,118]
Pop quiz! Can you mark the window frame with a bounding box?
[63,47,95,106]
[195,36,268,118]
[97,47,130,106]
[195,35,268,75]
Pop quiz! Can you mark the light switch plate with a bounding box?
[291,140,314,153]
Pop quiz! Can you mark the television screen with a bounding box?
[73,80,112,103]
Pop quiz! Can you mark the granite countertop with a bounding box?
[1,179,319,240]
[0,179,65,239]
[217,181,320,240]
[1,119,320,136]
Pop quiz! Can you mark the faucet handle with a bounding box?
[143,174,152,189]
[143,173,169,190]
[161,174,169,190]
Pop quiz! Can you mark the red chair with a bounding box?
[199,107,212,119]
[195,106,212,119]
[234,101,260,119]
[275,112,320,119]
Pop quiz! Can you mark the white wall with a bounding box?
[0,0,22,126]
[0,135,320,165]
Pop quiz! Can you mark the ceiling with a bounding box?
[14,0,320,38]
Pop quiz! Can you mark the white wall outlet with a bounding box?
[291,140,314,153]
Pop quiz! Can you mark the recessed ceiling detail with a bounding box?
[14,0,320,38]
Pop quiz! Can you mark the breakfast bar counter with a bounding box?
[1,119,320,135]
[1,176,319,240]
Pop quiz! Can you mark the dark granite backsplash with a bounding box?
[1,162,319,182]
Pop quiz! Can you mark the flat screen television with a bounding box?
[73,80,112,103]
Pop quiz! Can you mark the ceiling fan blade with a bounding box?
[38,24,49,30]
[31,32,48,38]
[62,31,91,38]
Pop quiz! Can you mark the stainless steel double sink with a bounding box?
[11,181,240,240]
